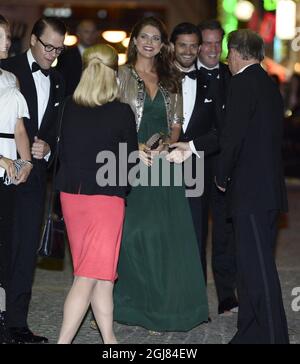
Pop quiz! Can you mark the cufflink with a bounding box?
[204,98,213,103]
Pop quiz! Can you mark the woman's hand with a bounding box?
[0,156,16,179]
[15,162,33,184]
[139,143,152,166]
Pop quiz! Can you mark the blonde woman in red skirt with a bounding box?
[55,44,138,344]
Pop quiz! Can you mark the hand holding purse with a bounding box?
[3,159,32,185]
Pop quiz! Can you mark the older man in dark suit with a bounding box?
[215,29,289,344]
[2,17,66,344]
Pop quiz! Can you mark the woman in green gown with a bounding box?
[114,17,208,332]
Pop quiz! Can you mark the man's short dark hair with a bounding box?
[31,17,66,38]
[170,22,201,45]
[0,14,9,27]
[228,29,265,62]
[197,19,225,44]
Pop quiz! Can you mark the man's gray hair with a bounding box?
[228,29,265,62]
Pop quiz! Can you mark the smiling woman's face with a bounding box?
[0,24,11,60]
[134,25,163,59]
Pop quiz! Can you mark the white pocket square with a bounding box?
[204,98,212,103]
[54,102,60,107]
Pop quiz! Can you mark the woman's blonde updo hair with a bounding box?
[73,44,119,107]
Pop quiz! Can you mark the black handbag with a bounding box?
[37,101,66,259]
[38,208,65,259]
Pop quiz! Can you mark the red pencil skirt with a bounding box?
[60,192,125,281]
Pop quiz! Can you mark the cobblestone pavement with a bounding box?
[28,183,300,344]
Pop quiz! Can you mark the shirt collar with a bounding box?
[235,63,257,75]
[175,61,196,74]
[27,49,37,68]
[197,58,219,71]
[78,44,86,57]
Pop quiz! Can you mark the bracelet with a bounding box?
[25,160,33,165]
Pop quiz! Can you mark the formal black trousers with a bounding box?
[188,183,237,306]
[0,182,15,313]
[231,210,289,344]
[211,186,237,306]
[6,168,47,328]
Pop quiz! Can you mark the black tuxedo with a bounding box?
[181,68,218,283]
[181,63,238,312]
[2,52,65,329]
[202,63,238,313]
[216,64,288,343]
[56,45,82,97]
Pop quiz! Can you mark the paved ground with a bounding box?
[28,182,300,344]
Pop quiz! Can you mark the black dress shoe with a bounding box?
[10,327,48,344]
[0,329,16,344]
[218,297,239,315]
[0,312,15,344]
[0,326,15,344]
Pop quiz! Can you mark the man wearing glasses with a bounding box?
[2,17,66,344]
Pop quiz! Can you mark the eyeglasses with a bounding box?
[37,37,64,55]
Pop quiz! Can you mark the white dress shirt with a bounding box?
[181,67,197,133]
[175,64,199,156]
[27,49,51,160]
[27,49,50,130]
[0,69,29,178]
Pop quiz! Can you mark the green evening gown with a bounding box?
[114,91,208,331]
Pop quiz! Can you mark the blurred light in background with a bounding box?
[264,0,278,11]
[102,31,127,43]
[118,53,127,66]
[235,0,255,21]
[294,62,300,74]
[122,37,130,48]
[276,0,296,40]
[97,9,108,19]
[219,0,238,59]
[44,7,72,18]
[64,34,78,47]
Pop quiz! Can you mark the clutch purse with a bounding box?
[3,159,31,186]
[145,132,165,150]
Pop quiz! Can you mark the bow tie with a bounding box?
[199,67,219,79]
[183,70,198,80]
[31,62,50,77]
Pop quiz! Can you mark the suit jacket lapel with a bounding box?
[20,54,39,132]
[40,72,54,129]
[185,76,206,135]
[39,71,62,131]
